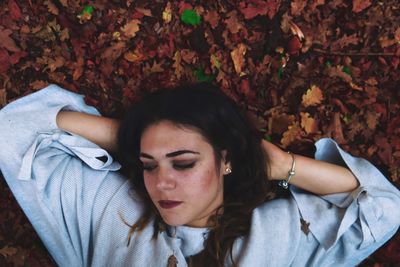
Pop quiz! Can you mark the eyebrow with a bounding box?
[139,150,200,159]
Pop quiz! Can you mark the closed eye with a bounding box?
[173,162,196,170]
[142,165,157,171]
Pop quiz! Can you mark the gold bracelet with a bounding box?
[278,152,296,189]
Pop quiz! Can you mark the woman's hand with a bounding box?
[261,140,292,181]
[261,139,359,195]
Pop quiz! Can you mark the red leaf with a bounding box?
[9,51,28,65]
[8,0,22,20]
[239,0,280,20]
[0,49,11,73]
[288,36,302,56]
[352,0,372,13]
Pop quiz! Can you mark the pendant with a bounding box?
[167,254,178,267]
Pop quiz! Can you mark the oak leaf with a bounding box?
[44,0,59,15]
[281,124,301,148]
[230,43,247,75]
[301,85,323,107]
[300,112,319,134]
[121,19,141,38]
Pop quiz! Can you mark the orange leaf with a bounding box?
[300,112,319,134]
[121,19,141,38]
[230,43,247,75]
[0,28,21,52]
[281,124,301,148]
[0,246,18,258]
[352,0,372,13]
[173,51,183,79]
[44,0,59,15]
[302,85,323,107]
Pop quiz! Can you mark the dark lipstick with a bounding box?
[158,200,182,209]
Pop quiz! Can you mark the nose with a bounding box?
[155,167,176,190]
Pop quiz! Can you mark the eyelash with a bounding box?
[142,162,196,171]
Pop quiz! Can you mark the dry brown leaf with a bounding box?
[121,19,141,38]
[0,28,21,52]
[124,52,142,62]
[300,112,319,134]
[302,85,323,107]
[44,0,59,15]
[181,49,197,64]
[291,0,307,16]
[230,43,247,75]
[365,110,380,130]
[30,80,49,90]
[0,88,6,107]
[135,8,152,17]
[327,65,352,83]
[225,11,243,34]
[395,27,400,42]
[281,124,301,148]
[268,113,296,135]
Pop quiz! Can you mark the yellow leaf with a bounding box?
[163,2,172,23]
[173,51,183,79]
[302,85,323,107]
[281,124,301,148]
[44,0,59,15]
[230,43,247,75]
[121,19,141,38]
[300,112,319,134]
[0,246,18,258]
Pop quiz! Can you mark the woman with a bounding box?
[0,83,399,267]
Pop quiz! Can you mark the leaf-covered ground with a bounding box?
[0,0,399,266]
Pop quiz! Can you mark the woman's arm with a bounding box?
[56,111,120,153]
[262,140,359,195]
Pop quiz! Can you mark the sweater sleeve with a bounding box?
[0,85,130,266]
[289,138,400,264]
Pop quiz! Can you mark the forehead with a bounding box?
[140,121,211,154]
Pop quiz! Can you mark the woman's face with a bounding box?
[139,120,228,228]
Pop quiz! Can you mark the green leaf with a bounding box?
[194,68,214,82]
[277,66,283,79]
[81,5,94,16]
[342,66,352,75]
[263,134,272,142]
[325,60,332,68]
[181,9,201,26]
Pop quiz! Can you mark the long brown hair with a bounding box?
[118,83,275,266]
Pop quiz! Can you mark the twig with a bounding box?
[313,48,397,56]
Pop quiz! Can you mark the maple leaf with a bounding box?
[121,19,141,38]
[301,85,323,107]
[0,28,21,52]
[239,0,280,20]
[230,43,247,75]
[352,0,372,13]
[300,112,319,134]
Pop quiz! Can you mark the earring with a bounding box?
[225,166,232,174]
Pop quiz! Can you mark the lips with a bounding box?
[158,200,182,209]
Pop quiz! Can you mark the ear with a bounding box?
[221,150,232,175]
